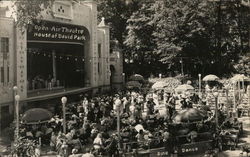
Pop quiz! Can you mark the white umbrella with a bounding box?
[82,153,95,157]
[175,84,194,91]
[134,124,146,132]
[230,74,249,83]
[151,81,168,89]
[202,74,220,81]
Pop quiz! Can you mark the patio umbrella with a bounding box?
[175,84,194,92]
[202,74,220,81]
[230,74,249,83]
[172,108,207,123]
[129,74,144,81]
[151,81,168,89]
[82,153,95,157]
[22,108,53,124]
[126,81,142,89]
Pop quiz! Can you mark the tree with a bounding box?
[124,0,250,77]
[124,0,218,76]
[233,53,250,75]
[153,0,219,76]
[12,0,54,31]
[97,0,140,48]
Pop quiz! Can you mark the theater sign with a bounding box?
[27,20,87,44]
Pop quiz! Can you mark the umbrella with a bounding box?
[129,74,144,81]
[175,84,194,92]
[46,128,53,135]
[172,108,207,123]
[126,81,142,89]
[151,81,168,89]
[230,74,249,83]
[135,124,146,132]
[202,74,220,81]
[35,131,43,137]
[22,108,53,124]
[82,153,95,157]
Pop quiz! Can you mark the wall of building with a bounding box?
[97,18,110,89]
[110,50,124,91]
[0,0,123,103]
[0,17,15,105]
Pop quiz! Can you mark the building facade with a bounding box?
[0,0,123,128]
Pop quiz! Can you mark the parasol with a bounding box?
[135,124,146,132]
[129,74,144,81]
[126,81,142,89]
[82,153,95,157]
[175,84,194,92]
[172,108,207,123]
[230,74,249,83]
[202,74,220,81]
[22,108,53,124]
[151,81,168,89]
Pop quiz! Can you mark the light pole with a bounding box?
[248,85,250,107]
[61,97,67,134]
[198,74,201,98]
[180,59,184,76]
[15,95,20,139]
[225,85,230,117]
[13,86,18,118]
[115,97,122,150]
[212,91,219,131]
[233,83,237,118]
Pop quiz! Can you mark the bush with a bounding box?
[11,137,37,157]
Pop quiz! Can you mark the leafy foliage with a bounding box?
[233,53,250,75]
[97,0,140,47]
[12,0,54,31]
[124,0,250,77]
[11,137,37,156]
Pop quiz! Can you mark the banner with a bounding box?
[27,20,87,44]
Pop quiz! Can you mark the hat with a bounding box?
[72,148,78,154]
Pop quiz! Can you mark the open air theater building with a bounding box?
[0,0,124,128]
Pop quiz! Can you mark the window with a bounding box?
[7,66,9,83]
[98,44,101,58]
[98,62,100,74]
[0,37,9,84]
[1,37,9,53]
[1,67,3,83]
[53,1,72,19]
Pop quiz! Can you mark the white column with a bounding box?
[61,97,67,134]
[198,74,201,98]
[52,50,57,81]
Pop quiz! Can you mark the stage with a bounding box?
[21,85,110,104]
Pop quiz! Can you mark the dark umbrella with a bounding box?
[172,108,207,123]
[129,74,144,81]
[22,108,53,124]
[126,81,142,89]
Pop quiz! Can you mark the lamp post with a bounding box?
[15,95,20,139]
[61,97,67,134]
[225,85,230,117]
[213,91,219,131]
[13,86,18,118]
[122,73,125,88]
[115,97,122,150]
[248,85,250,107]
[180,59,184,76]
[198,74,201,98]
[233,83,237,118]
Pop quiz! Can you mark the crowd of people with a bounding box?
[14,81,248,157]
[17,88,224,156]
